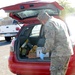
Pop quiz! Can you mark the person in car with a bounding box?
[37,11,74,75]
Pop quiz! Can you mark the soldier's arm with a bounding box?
[42,21,55,54]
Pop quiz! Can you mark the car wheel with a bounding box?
[5,37,11,42]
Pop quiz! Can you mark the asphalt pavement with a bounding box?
[0,37,16,75]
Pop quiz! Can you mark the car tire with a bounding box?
[5,37,11,42]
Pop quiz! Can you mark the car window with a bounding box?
[30,24,42,37]
[15,9,58,19]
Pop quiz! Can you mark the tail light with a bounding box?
[10,37,16,52]
[16,27,20,31]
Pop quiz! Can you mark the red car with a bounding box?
[1,1,75,75]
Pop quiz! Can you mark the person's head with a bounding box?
[37,11,51,25]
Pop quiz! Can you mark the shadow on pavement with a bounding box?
[0,41,11,46]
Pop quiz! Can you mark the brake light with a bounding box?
[10,38,16,52]
[16,27,20,31]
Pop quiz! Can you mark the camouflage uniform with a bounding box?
[42,17,74,75]
[37,11,74,75]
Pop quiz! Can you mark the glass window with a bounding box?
[30,24,42,37]
[16,9,58,19]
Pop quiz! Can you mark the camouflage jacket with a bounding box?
[42,17,74,57]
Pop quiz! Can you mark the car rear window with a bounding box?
[15,9,59,19]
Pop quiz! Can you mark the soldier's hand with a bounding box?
[40,52,45,60]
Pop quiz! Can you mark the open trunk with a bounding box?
[14,24,51,62]
[1,1,63,62]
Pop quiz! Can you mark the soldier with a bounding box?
[37,11,74,75]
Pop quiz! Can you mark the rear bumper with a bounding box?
[8,52,75,75]
[8,56,50,75]
[0,32,17,37]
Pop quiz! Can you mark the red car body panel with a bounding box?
[9,54,50,75]
[1,1,75,75]
[1,1,63,12]
[1,1,63,24]
[8,46,75,75]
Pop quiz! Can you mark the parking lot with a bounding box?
[0,37,15,75]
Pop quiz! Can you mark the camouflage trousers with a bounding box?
[50,56,70,75]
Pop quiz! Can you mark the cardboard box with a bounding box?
[28,52,36,58]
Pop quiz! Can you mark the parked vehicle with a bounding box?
[1,1,75,75]
[0,19,23,42]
